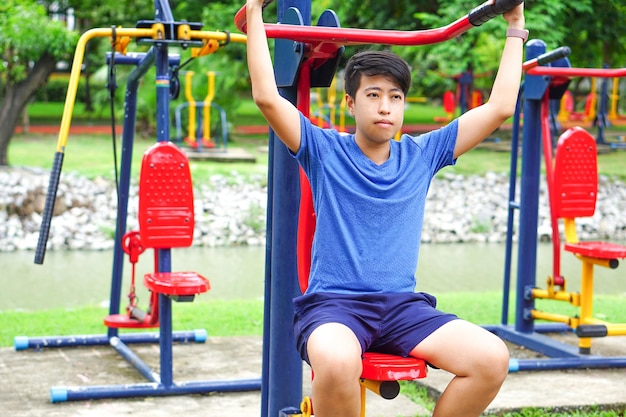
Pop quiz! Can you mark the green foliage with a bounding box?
[0,0,77,85]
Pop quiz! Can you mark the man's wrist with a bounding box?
[506,28,529,43]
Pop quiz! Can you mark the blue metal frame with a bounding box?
[16,0,261,403]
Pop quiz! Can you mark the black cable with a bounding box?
[107,26,120,209]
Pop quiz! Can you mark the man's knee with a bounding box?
[478,336,510,384]
[307,323,363,382]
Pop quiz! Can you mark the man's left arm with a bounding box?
[454,3,525,159]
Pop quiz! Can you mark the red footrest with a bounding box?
[144,272,210,296]
[104,314,159,329]
[361,352,428,381]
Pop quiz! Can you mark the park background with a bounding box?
[2,1,626,416]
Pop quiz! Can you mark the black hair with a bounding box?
[343,50,412,98]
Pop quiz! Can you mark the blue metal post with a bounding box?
[514,40,550,334]
[263,2,310,416]
[501,84,523,326]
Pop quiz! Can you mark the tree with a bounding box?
[0,0,77,166]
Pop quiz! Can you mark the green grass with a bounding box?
[1,299,264,347]
[3,292,624,348]
[9,133,269,181]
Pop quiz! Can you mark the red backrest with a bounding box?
[552,127,598,219]
[297,170,315,294]
[138,141,195,249]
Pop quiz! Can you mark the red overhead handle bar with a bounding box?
[235,0,523,46]
[526,66,626,78]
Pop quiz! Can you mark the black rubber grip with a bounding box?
[536,46,571,66]
[469,0,524,26]
[576,324,608,338]
[34,151,64,265]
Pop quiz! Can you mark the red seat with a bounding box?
[144,271,210,297]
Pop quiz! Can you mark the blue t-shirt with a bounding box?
[293,114,458,294]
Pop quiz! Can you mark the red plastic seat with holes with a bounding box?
[139,141,210,295]
[552,127,626,260]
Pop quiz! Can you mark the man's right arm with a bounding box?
[246,0,302,153]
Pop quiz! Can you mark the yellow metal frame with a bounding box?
[531,214,626,352]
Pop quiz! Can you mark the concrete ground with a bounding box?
[1,333,625,417]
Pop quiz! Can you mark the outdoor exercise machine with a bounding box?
[175,70,230,150]
[234,0,523,416]
[484,40,626,371]
[435,65,490,122]
[556,69,626,147]
[19,0,261,402]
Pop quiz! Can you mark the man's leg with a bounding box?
[410,320,509,417]
[307,323,363,417]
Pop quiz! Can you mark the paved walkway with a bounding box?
[1,334,625,416]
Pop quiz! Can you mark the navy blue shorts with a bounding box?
[292,292,458,364]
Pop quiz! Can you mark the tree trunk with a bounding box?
[0,52,57,166]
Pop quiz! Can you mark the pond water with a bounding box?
[1,243,624,311]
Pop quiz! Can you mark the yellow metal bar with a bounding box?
[575,255,616,269]
[184,72,197,143]
[203,71,216,143]
[563,218,578,243]
[531,288,580,306]
[189,30,247,44]
[55,27,157,153]
[579,260,594,324]
[609,77,619,120]
[606,324,626,336]
[578,259,595,352]
[531,310,578,328]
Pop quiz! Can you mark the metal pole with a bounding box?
[514,40,549,333]
[264,2,311,416]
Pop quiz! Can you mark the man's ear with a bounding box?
[345,94,355,116]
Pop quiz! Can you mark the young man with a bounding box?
[245,1,525,416]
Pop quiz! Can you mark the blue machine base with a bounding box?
[484,324,626,372]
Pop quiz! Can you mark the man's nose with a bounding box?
[379,97,391,114]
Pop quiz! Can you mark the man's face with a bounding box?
[346,74,405,146]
